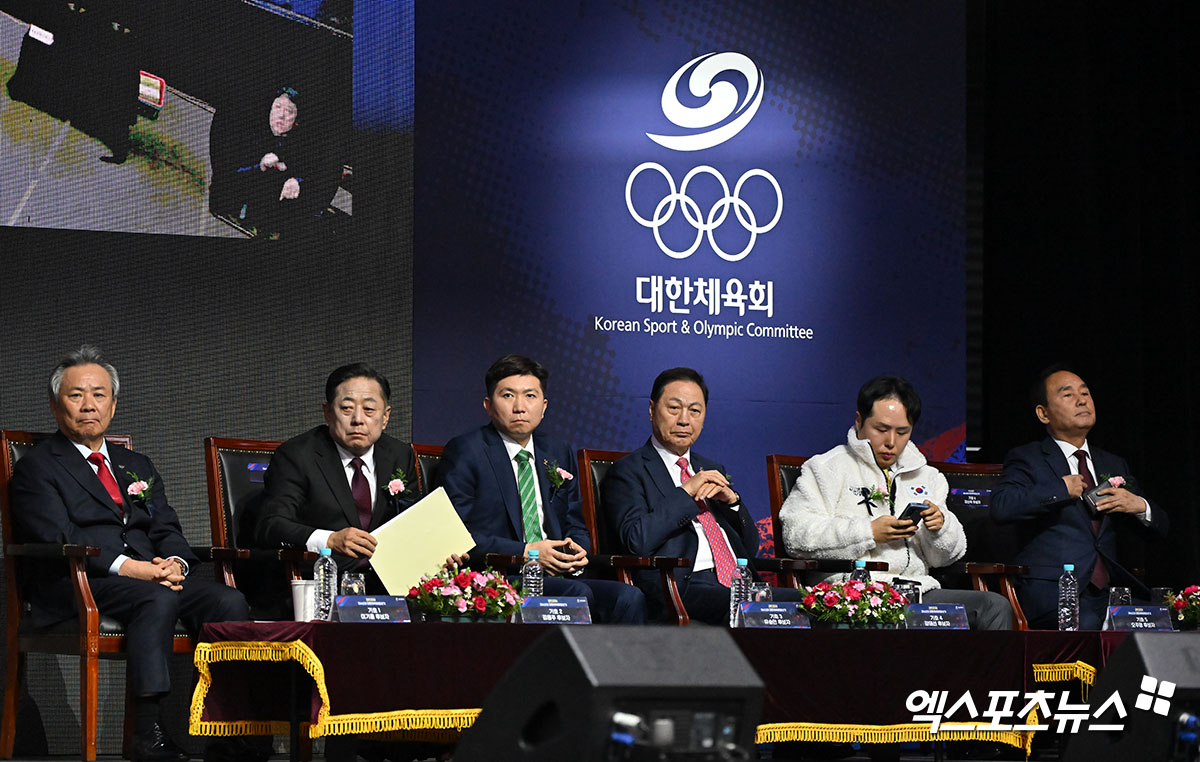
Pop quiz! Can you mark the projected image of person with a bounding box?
[208,86,339,238]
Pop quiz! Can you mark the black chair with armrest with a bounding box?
[203,436,316,620]
[577,449,690,625]
[2,430,240,761]
[928,461,1029,631]
[411,442,443,498]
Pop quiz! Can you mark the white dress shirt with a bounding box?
[650,436,739,572]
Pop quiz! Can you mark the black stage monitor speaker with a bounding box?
[1063,632,1200,762]
[455,625,765,762]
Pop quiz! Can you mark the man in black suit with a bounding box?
[257,363,417,592]
[436,354,644,623]
[601,367,802,624]
[992,365,1168,629]
[10,346,248,762]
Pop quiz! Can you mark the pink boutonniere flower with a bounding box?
[384,468,409,496]
[1108,476,1126,488]
[544,460,573,490]
[123,472,155,504]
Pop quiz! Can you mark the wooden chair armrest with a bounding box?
[942,561,1030,576]
[6,542,99,558]
[485,553,526,571]
[588,555,652,569]
[276,548,318,563]
[808,559,888,573]
[207,546,249,562]
[650,556,691,569]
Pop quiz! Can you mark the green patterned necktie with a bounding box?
[516,450,542,542]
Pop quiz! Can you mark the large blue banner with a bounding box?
[415,0,965,551]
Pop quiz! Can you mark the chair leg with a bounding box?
[80,651,99,761]
[0,649,22,758]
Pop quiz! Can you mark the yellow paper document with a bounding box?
[369,487,475,595]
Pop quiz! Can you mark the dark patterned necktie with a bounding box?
[1074,449,1109,589]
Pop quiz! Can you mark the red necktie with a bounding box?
[350,457,372,530]
[1074,449,1109,589]
[677,457,736,587]
[87,452,124,515]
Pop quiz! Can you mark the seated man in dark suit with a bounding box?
[992,365,1168,629]
[10,346,248,762]
[258,363,417,593]
[436,354,645,624]
[601,367,803,624]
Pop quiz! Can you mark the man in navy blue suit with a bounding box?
[601,367,803,624]
[436,355,644,624]
[992,365,1168,629]
[10,346,248,762]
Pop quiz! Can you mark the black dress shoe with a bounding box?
[130,723,190,762]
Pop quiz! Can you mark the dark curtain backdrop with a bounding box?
[978,1,1199,587]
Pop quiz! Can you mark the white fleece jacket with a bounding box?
[779,428,965,591]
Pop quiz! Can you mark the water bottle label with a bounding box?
[518,596,592,624]
[903,603,969,630]
[1104,605,1173,632]
[738,602,809,628]
[333,595,411,623]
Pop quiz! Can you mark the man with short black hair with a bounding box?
[436,354,645,624]
[779,375,1012,630]
[258,363,417,591]
[11,346,249,762]
[602,367,803,624]
[993,365,1167,629]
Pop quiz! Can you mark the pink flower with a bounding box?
[471,572,487,587]
[556,467,574,481]
[127,481,149,496]
[455,597,469,613]
[505,592,516,605]
[869,595,883,607]
[1108,476,1126,488]
[439,585,460,597]
[388,478,405,495]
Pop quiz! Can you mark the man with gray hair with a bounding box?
[10,346,248,762]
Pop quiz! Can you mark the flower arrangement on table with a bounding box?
[800,579,911,626]
[407,565,522,621]
[1166,585,1200,628]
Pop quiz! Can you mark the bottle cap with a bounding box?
[736,558,748,565]
[320,547,332,556]
[1064,563,1074,571]
[529,549,540,558]
[855,560,866,568]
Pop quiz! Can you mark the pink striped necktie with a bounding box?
[677,457,736,587]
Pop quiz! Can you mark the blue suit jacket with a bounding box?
[435,425,588,558]
[601,440,760,599]
[992,437,1167,610]
[10,430,197,626]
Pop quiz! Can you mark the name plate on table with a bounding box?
[334,596,411,623]
[904,603,968,630]
[519,596,591,624]
[1104,605,1174,631]
[739,602,809,628]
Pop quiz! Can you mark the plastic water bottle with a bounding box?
[729,559,752,627]
[313,547,338,621]
[849,559,872,583]
[1058,563,1079,631]
[522,549,543,598]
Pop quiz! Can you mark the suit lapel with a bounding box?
[315,429,361,528]
[50,433,123,519]
[370,437,402,528]
[533,433,563,539]
[483,427,526,540]
[641,441,679,501]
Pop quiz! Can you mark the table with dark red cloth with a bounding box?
[189,621,1131,751]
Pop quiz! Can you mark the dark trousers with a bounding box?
[680,569,805,626]
[543,575,647,624]
[89,573,248,695]
[921,588,1014,630]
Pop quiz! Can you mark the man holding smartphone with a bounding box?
[778,376,1012,630]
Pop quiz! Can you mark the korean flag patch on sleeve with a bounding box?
[907,484,929,499]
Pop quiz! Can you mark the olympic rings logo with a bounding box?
[625,162,783,262]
